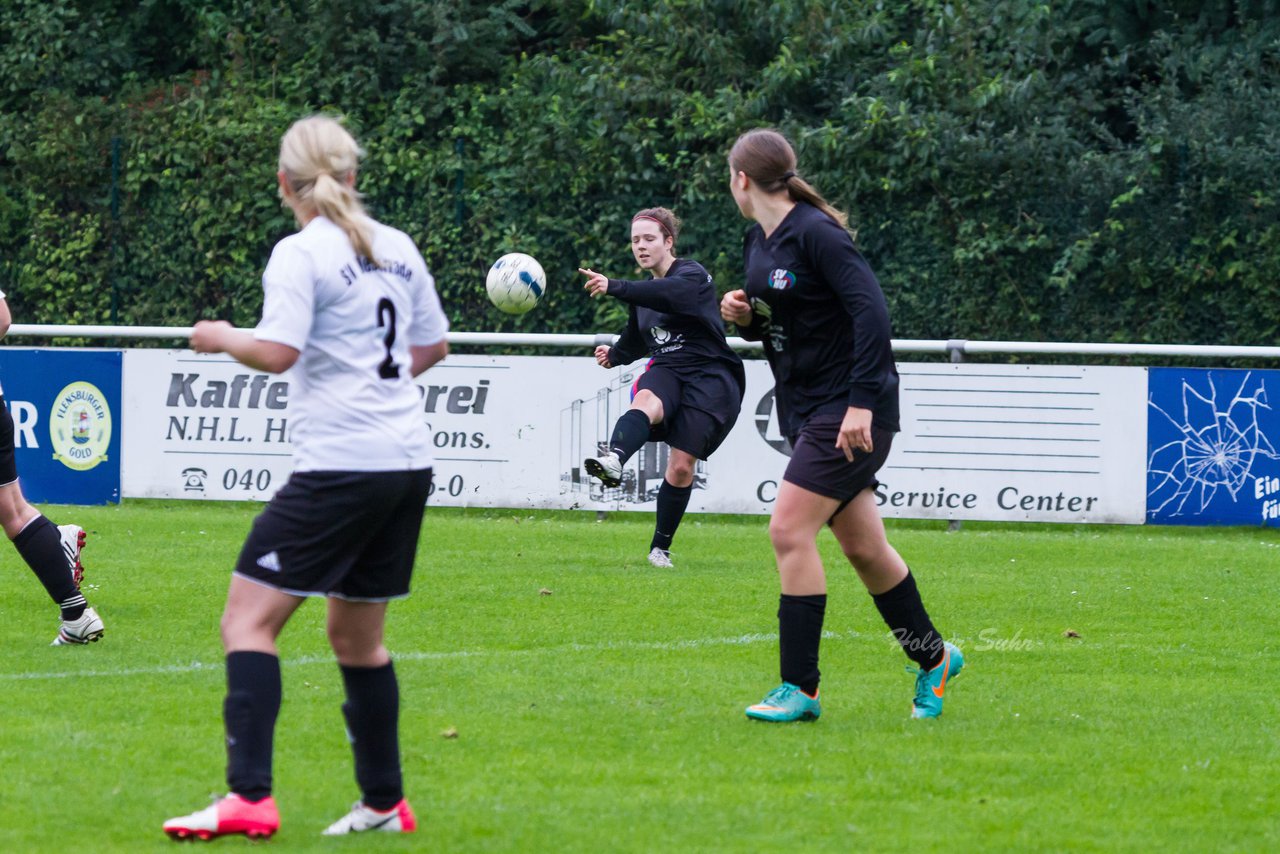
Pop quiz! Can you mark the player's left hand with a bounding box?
[190,320,234,354]
[579,268,609,298]
[836,406,873,461]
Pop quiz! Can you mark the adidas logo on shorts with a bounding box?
[255,551,282,572]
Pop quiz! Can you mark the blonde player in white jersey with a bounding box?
[0,292,99,645]
[163,115,449,841]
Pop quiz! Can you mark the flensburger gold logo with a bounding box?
[50,381,112,471]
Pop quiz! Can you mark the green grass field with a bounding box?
[1,501,1276,852]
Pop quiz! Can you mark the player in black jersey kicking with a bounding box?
[721,129,962,721]
[580,206,745,568]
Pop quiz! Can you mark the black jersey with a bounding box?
[606,258,745,382]
[736,202,900,438]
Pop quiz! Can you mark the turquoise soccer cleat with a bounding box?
[745,682,821,722]
[910,641,964,719]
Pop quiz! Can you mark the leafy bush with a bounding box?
[0,0,1277,350]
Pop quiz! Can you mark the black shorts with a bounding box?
[783,414,894,502]
[635,365,742,460]
[0,398,18,486]
[234,468,433,601]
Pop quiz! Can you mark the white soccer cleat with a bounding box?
[647,547,674,568]
[51,606,104,646]
[58,524,86,587]
[322,800,417,836]
[584,444,623,488]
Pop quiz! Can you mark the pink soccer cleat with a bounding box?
[163,793,280,841]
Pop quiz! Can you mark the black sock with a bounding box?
[608,409,652,464]
[340,661,403,811]
[778,594,826,696]
[650,480,693,552]
[871,571,944,670]
[13,516,84,620]
[224,651,282,802]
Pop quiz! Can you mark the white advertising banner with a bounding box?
[121,352,1148,523]
[122,351,297,501]
[883,363,1148,523]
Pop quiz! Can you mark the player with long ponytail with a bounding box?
[277,116,380,265]
[722,128,963,723]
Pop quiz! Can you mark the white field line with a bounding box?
[0,630,860,682]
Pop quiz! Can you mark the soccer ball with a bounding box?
[485,253,546,315]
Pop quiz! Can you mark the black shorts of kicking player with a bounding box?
[636,366,742,460]
[783,413,895,516]
[234,468,433,601]
[0,397,19,486]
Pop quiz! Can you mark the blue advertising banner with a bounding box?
[0,349,122,504]
[1147,368,1280,526]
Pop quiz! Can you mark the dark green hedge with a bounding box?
[1,0,1278,348]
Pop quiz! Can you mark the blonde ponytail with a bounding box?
[278,115,380,265]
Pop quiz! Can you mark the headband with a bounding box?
[632,214,673,240]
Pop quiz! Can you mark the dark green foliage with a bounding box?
[0,0,1278,348]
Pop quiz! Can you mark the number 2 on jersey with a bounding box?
[376,297,400,379]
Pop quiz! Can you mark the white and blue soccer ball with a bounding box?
[485,252,546,315]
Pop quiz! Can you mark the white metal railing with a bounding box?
[954,339,1280,359]
[6,324,1280,359]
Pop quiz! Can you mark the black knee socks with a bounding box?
[651,480,692,552]
[608,409,651,464]
[871,571,945,670]
[224,651,282,802]
[340,661,403,810]
[13,516,84,620]
[222,654,404,809]
[778,594,826,696]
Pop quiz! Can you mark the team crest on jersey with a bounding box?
[768,268,796,290]
[650,326,671,345]
[50,381,113,472]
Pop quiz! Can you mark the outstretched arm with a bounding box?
[190,320,300,374]
[583,262,712,316]
[605,265,710,314]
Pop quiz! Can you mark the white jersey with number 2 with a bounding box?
[253,215,448,472]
